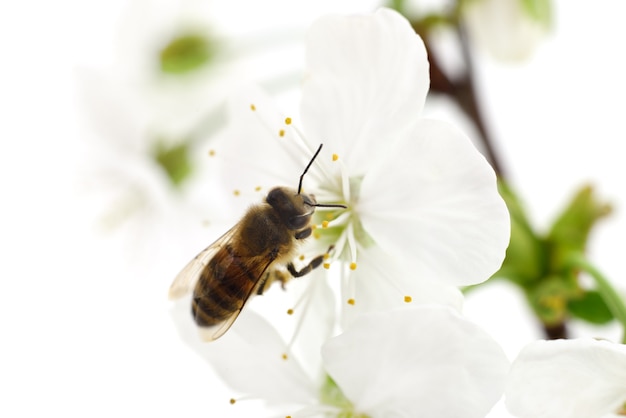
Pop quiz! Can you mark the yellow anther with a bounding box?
[323,253,330,260]
[332,154,339,161]
[229,398,236,405]
[299,254,305,261]
[287,309,294,315]
[404,295,413,303]
[284,117,292,125]
[233,189,240,196]
[208,149,216,157]
[347,298,355,305]
[255,186,262,192]
[323,263,330,269]
[279,129,285,137]
[325,213,333,220]
[321,220,329,228]
[281,353,288,360]
[313,232,321,239]
[250,104,256,111]
[311,224,317,230]
[349,262,357,270]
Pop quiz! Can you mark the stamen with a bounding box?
[335,157,351,203]
[299,254,305,261]
[230,398,236,405]
[316,211,350,230]
[279,129,286,137]
[404,295,413,303]
[323,263,330,269]
[284,117,292,125]
[346,222,358,267]
[347,298,355,305]
[233,189,240,196]
[250,103,256,111]
[208,149,216,157]
[332,153,339,161]
[287,308,294,315]
[281,353,288,360]
[255,186,262,192]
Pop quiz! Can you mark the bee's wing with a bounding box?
[199,254,278,343]
[168,225,239,300]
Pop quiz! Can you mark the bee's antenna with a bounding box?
[298,143,323,194]
[298,143,347,209]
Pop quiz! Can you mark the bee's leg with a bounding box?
[256,248,281,295]
[256,272,271,295]
[287,245,335,278]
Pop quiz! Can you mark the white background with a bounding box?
[1,0,625,416]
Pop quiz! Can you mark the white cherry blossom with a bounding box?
[213,8,510,316]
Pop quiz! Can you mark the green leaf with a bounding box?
[159,32,215,75]
[568,290,615,325]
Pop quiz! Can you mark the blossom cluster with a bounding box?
[165,7,626,418]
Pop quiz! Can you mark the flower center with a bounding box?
[320,375,371,418]
[313,164,375,273]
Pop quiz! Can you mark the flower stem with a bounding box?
[567,253,626,344]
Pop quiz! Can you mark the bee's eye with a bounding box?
[288,213,311,230]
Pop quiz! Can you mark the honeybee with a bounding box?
[169,144,346,341]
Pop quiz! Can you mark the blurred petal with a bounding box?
[505,338,626,418]
[359,118,510,286]
[301,8,430,175]
[322,305,509,418]
[169,296,317,406]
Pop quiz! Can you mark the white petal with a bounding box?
[322,305,510,418]
[169,296,317,406]
[359,118,510,286]
[340,245,464,328]
[301,8,430,175]
[214,85,329,213]
[505,338,626,418]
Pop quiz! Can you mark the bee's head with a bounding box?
[267,144,347,230]
[267,187,316,230]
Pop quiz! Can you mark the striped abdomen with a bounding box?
[191,244,269,327]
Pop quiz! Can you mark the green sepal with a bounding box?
[546,185,611,271]
[526,274,579,326]
[159,32,215,75]
[567,290,615,325]
[152,140,193,187]
[519,0,552,28]
[492,181,545,284]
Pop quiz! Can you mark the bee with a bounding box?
[168,144,346,341]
